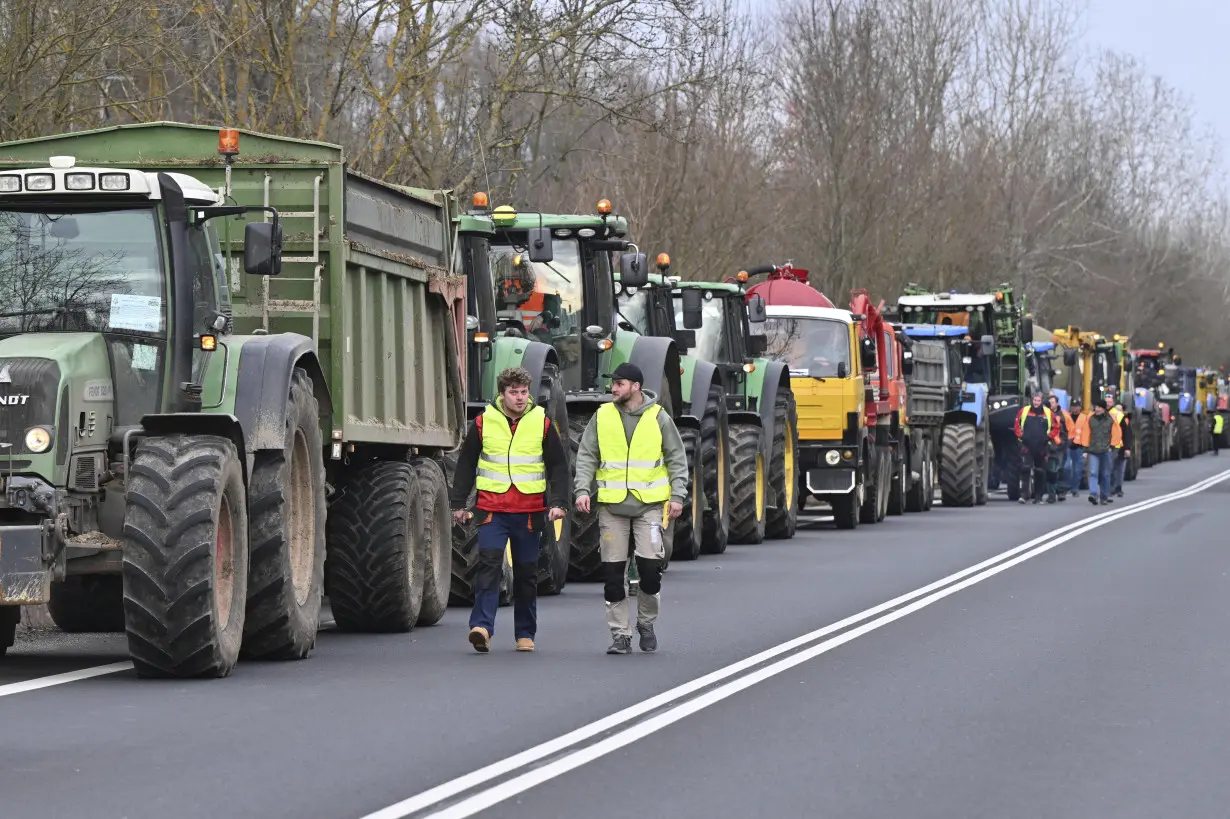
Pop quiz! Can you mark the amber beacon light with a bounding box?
[218,129,240,156]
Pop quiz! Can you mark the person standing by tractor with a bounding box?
[1015,393,1062,504]
[1085,402,1122,506]
[573,363,689,655]
[1065,399,1088,498]
[450,367,570,654]
[1210,409,1224,455]
[1107,398,1132,498]
[1044,394,1069,503]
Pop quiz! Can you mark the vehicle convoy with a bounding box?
[0,121,469,677]
[1132,345,1178,464]
[897,324,971,512]
[750,264,901,528]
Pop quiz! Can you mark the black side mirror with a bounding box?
[244,221,283,276]
[837,361,848,378]
[902,351,914,376]
[680,288,703,329]
[527,228,553,263]
[672,329,696,350]
[1063,348,1077,366]
[746,294,767,324]
[620,252,650,288]
[1022,315,1034,341]
[860,337,877,369]
[746,335,767,356]
[980,334,996,357]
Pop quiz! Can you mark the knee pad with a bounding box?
[602,561,627,603]
[635,557,664,595]
[474,548,504,592]
[512,561,537,600]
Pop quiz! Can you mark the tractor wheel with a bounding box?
[939,423,977,508]
[672,426,704,561]
[727,422,767,544]
[1178,415,1194,459]
[535,364,571,595]
[904,438,927,513]
[765,390,800,539]
[1139,416,1155,469]
[922,439,937,511]
[700,383,732,554]
[566,409,603,581]
[47,576,125,633]
[121,434,248,678]
[411,457,451,626]
[0,606,19,656]
[324,460,426,632]
[437,448,513,606]
[976,431,992,505]
[241,368,325,661]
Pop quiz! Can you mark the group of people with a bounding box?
[448,363,688,656]
[1014,391,1133,506]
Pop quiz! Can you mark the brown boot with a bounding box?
[516,637,535,652]
[468,627,490,653]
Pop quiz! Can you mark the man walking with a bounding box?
[1210,410,1224,455]
[1085,402,1122,506]
[1065,399,1087,498]
[1014,393,1061,504]
[1044,394,1069,503]
[1108,400,1132,498]
[574,363,689,655]
[450,367,570,653]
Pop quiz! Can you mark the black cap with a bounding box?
[608,362,644,384]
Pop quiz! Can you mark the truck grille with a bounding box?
[0,357,61,455]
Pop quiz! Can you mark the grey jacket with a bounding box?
[1086,412,1115,454]
[574,389,689,517]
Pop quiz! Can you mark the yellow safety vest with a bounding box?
[1110,406,1124,424]
[1215,414,1225,435]
[1016,405,1054,433]
[594,402,671,504]
[475,403,547,494]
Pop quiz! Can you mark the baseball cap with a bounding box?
[608,362,644,384]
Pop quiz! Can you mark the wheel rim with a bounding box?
[552,518,563,540]
[783,416,795,509]
[755,453,765,521]
[288,427,315,606]
[216,493,236,631]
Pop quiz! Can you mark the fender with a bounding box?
[753,359,790,459]
[959,382,988,428]
[727,410,762,430]
[626,335,683,418]
[687,359,720,419]
[232,333,332,452]
[943,408,978,428]
[515,339,559,403]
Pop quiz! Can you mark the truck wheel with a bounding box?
[700,384,732,554]
[121,434,248,678]
[437,448,513,607]
[923,441,937,511]
[860,446,890,524]
[412,457,451,626]
[672,427,704,561]
[567,409,603,581]
[47,576,125,633]
[0,606,18,656]
[241,368,325,661]
[887,444,907,516]
[904,439,926,513]
[939,424,977,507]
[765,390,799,539]
[536,364,571,595]
[727,422,767,544]
[325,460,426,632]
[832,483,861,529]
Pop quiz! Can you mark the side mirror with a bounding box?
[680,288,704,329]
[746,335,767,356]
[527,228,554,263]
[244,221,283,276]
[980,334,995,357]
[1022,315,1034,341]
[902,352,914,376]
[619,252,650,289]
[1063,348,1077,366]
[672,329,696,350]
[837,361,848,378]
[746,294,767,324]
[860,337,877,369]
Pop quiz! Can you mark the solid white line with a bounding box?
[359,468,1230,819]
[0,661,132,697]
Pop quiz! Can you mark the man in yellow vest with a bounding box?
[450,367,570,653]
[1211,410,1224,455]
[574,363,689,655]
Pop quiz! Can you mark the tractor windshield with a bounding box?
[763,316,849,377]
[0,208,165,335]
[672,295,724,362]
[489,238,584,371]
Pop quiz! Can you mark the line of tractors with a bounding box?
[0,121,1221,678]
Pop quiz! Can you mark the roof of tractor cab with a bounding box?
[675,280,741,293]
[898,292,997,307]
[765,304,854,324]
[902,323,970,338]
[488,208,629,236]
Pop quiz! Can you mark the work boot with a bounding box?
[637,623,657,653]
[1018,498,1027,505]
[468,627,490,653]
[1088,495,1098,506]
[1046,494,1056,504]
[516,637,535,652]
[607,635,632,655]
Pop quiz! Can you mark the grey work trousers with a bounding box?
[599,506,666,637]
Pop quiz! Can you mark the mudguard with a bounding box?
[687,360,720,419]
[727,410,762,429]
[517,340,560,406]
[751,359,791,458]
[627,335,683,419]
[230,333,332,452]
[958,382,988,427]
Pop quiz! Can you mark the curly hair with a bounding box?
[497,366,533,393]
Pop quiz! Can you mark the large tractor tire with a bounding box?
[672,426,704,561]
[904,437,930,513]
[727,422,767,544]
[0,606,19,656]
[700,383,732,554]
[411,457,451,626]
[566,408,603,581]
[939,423,977,507]
[324,460,427,632]
[121,434,249,678]
[241,368,325,661]
[765,390,800,539]
[47,575,125,633]
[536,364,571,595]
[976,431,992,505]
[1139,416,1155,468]
[437,448,513,607]
[1178,415,1194,459]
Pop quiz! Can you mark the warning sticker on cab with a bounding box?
[109,294,163,333]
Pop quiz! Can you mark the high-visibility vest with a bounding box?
[1215,414,1225,435]
[594,402,671,504]
[475,404,547,494]
[1110,406,1124,423]
[1016,405,1054,433]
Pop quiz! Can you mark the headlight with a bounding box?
[825,450,841,466]
[24,427,51,453]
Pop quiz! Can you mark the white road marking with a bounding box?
[360,468,1230,819]
[0,661,131,697]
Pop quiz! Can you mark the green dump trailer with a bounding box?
[0,121,467,678]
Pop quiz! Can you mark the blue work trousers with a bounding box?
[1087,451,1112,502]
[469,511,542,640]
[1063,446,1084,494]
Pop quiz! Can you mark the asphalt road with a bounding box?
[1,454,1227,819]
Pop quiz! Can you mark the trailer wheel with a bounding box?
[436,448,513,607]
[566,409,603,581]
[241,368,325,661]
[765,390,799,539]
[536,364,571,595]
[325,460,426,632]
[672,426,704,561]
[48,576,125,633]
[727,422,767,544]
[939,423,977,508]
[700,383,732,554]
[122,434,248,678]
[412,457,451,626]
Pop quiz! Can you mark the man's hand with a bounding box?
[452,509,470,525]
[667,501,683,520]
[1124,449,1130,457]
[547,506,566,521]
[575,495,591,514]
